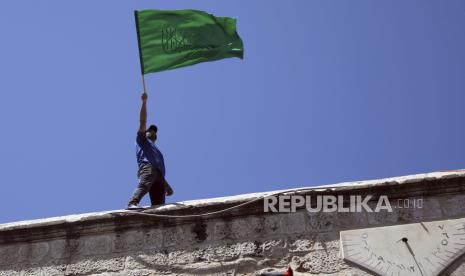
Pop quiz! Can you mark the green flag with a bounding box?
[134,9,244,74]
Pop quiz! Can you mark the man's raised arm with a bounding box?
[138,92,148,133]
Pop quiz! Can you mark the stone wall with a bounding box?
[1,171,465,275]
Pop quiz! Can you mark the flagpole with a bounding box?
[141,74,147,93]
[134,10,147,93]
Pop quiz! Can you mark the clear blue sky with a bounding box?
[0,0,464,223]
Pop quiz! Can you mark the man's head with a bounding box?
[146,124,158,142]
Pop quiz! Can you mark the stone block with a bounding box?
[81,235,112,256]
[292,247,345,274]
[32,264,67,276]
[19,267,43,276]
[0,245,19,266]
[48,239,67,260]
[258,212,308,237]
[142,228,163,251]
[439,194,465,219]
[334,210,369,230]
[0,268,20,276]
[229,216,263,240]
[287,237,314,253]
[64,256,125,275]
[18,242,49,264]
[397,197,442,223]
[125,252,170,270]
[212,220,233,241]
[260,239,285,256]
[366,197,443,226]
[366,205,399,226]
[312,231,340,250]
[278,211,307,235]
[182,257,257,275]
[304,210,337,233]
[163,224,199,249]
[113,230,145,253]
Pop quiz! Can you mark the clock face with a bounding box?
[340,218,465,276]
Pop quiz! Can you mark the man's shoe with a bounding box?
[164,180,174,196]
[126,204,144,210]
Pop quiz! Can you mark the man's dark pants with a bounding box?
[128,164,165,206]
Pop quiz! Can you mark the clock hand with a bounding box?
[420,222,430,234]
[401,237,425,276]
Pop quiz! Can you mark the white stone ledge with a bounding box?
[1,169,464,232]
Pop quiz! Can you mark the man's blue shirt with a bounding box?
[136,132,166,177]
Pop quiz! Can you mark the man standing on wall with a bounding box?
[127,92,173,210]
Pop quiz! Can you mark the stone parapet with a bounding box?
[1,170,465,275]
